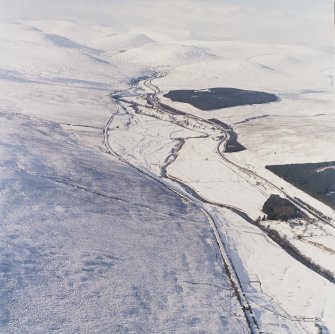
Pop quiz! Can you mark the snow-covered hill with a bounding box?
[113,43,216,66]
[92,32,155,52]
[1,111,248,333]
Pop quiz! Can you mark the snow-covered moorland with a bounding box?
[1,1,335,333]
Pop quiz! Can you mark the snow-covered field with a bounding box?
[1,3,334,333]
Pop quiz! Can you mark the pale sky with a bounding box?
[214,0,331,15]
[0,0,331,17]
[0,0,333,45]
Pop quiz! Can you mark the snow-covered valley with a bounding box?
[1,3,335,333]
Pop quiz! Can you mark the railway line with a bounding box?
[145,72,335,228]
